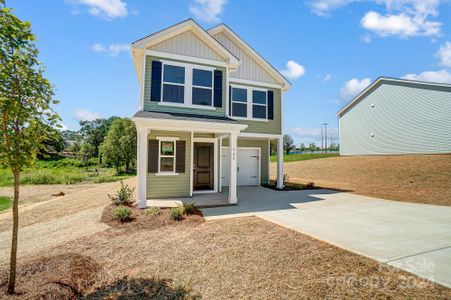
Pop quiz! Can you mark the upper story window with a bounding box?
[252,90,267,119]
[231,85,269,120]
[192,69,213,106]
[162,65,185,103]
[158,61,217,108]
[231,87,247,117]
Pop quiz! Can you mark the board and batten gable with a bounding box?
[211,31,279,85]
[148,30,224,62]
[339,80,451,155]
[143,55,227,117]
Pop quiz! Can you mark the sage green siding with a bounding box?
[222,138,269,184]
[231,82,282,135]
[340,82,451,155]
[147,131,191,198]
[143,56,226,117]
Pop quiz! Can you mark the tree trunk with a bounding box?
[7,169,19,294]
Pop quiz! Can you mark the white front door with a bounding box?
[222,147,260,186]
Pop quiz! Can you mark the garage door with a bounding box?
[221,147,259,186]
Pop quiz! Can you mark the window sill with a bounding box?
[231,116,269,122]
[155,172,179,176]
[158,102,217,111]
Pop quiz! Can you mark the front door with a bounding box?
[193,143,214,190]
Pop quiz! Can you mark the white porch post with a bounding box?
[137,126,148,208]
[276,137,284,189]
[228,132,238,203]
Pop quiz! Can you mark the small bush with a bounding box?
[182,203,198,215]
[113,207,132,222]
[170,206,184,221]
[108,181,135,206]
[145,207,161,217]
[305,182,315,188]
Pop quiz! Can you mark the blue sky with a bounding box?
[8,0,451,146]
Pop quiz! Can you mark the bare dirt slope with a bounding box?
[0,179,134,263]
[272,154,451,206]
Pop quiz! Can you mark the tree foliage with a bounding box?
[79,116,118,158]
[100,118,136,173]
[0,1,59,293]
[283,134,295,155]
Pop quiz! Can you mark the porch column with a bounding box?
[228,132,238,203]
[137,126,148,208]
[276,136,284,189]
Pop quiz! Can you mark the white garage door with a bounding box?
[221,147,259,186]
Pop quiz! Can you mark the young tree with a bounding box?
[100,118,137,173]
[0,2,59,294]
[283,134,295,155]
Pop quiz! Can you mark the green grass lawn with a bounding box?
[270,152,339,163]
[0,196,11,212]
[0,158,134,187]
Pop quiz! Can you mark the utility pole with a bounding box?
[320,125,323,153]
[322,123,328,154]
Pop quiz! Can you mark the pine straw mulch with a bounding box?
[101,204,204,231]
[0,253,100,299]
[7,216,449,299]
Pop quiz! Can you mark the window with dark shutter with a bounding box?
[176,141,186,173]
[148,140,159,173]
[213,70,223,108]
[150,61,162,102]
[267,90,274,120]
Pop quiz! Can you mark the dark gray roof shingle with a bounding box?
[133,110,239,124]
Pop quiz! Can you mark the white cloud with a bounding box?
[309,0,353,16]
[340,78,371,99]
[189,0,227,23]
[309,0,443,38]
[280,61,306,80]
[437,42,451,68]
[67,0,128,19]
[361,33,372,43]
[402,69,451,84]
[361,11,441,38]
[323,74,332,82]
[91,43,129,57]
[74,109,101,121]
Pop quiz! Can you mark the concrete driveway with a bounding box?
[203,187,451,288]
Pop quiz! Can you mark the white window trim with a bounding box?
[156,137,179,176]
[160,60,217,109]
[230,84,269,122]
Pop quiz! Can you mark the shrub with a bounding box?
[145,207,160,217]
[113,207,132,222]
[305,182,315,188]
[108,181,135,206]
[182,203,198,215]
[170,206,184,221]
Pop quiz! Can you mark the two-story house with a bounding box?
[131,19,291,208]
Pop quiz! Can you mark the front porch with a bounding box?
[133,110,285,209]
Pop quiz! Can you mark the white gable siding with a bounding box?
[148,30,224,61]
[339,83,451,155]
[212,32,279,84]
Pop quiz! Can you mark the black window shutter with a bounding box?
[150,61,162,102]
[176,141,186,173]
[148,140,159,173]
[267,90,274,120]
[213,70,223,108]
[229,85,232,116]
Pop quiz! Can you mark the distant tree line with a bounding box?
[42,116,137,173]
[270,134,340,155]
